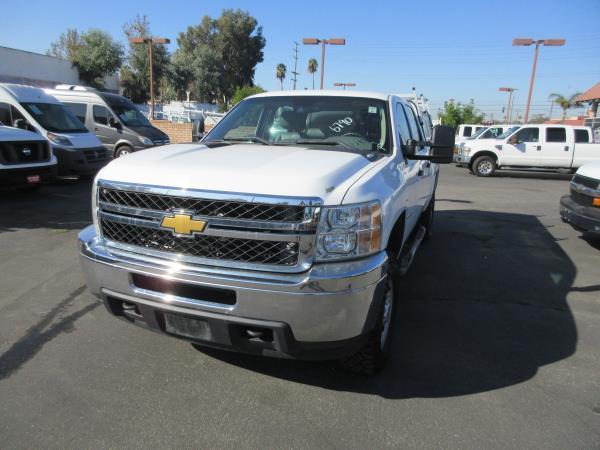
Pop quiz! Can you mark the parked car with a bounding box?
[0,124,57,190]
[455,123,486,145]
[560,162,600,236]
[78,90,454,375]
[456,124,599,177]
[0,83,108,176]
[47,85,170,158]
[455,125,520,163]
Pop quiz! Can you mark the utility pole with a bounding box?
[129,36,170,120]
[291,41,299,90]
[512,38,565,123]
[499,87,517,123]
[302,38,346,89]
[334,82,356,90]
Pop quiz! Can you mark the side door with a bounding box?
[394,102,420,236]
[403,103,434,208]
[92,104,119,151]
[571,128,596,168]
[541,126,571,168]
[501,126,540,166]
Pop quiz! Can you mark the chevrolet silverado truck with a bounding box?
[456,124,600,177]
[560,162,600,236]
[78,91,454,374]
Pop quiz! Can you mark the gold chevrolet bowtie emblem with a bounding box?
[160,213,207,236]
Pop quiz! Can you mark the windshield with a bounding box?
[497,126,521,140]
[467,127,488,140]
[205,96,391,153]
[108,102,151,127]
[21,102,88,133]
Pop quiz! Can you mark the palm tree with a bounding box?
[307,58,318,90]
[548,92,582,123]
[276,63,287,90]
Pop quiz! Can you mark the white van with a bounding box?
[455,124,486,145]
[0,83,109,176]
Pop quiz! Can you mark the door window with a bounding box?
[481,127,503,139]
[574,129,590,143]
[463,126,472,137]
[403,105,423,141]
[546,127,566,143]
[64,103,87,124]
[395,104,411,147]
[513,127,539,143]
[0,102,11,125]
[93,105,110,126]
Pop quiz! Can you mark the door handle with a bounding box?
[564,146,569,151]
[418,169,424,176]
[536,145,541,151]
[94,127,99,131]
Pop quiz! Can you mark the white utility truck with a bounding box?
[78,91,454,375]
[456,124,599,176]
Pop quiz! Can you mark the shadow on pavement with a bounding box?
[0,178,93,232]
[493,171,572,181]
[200,209,578,399]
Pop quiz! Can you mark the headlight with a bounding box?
[140,136,153,146]
[47,132,73,147]
[463,146,471,156]
[316,201,382,261]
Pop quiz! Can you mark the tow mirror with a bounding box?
[405,125,455,164]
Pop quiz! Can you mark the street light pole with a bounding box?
[512,38,565,123]
[129,36,170,120]
[303,38,346,89]
[499,87,517,123]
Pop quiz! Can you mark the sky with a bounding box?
[1,0,599,121]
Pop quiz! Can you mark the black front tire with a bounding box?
[115,145,133,158]
[472,156,497,177]
[339,260,399,376]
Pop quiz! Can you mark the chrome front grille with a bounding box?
[101,218,300,265]
[99,188,305,222]
[96,181,321,272]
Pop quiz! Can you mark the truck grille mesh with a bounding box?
[99,188,305,222]
[101,218,299,266]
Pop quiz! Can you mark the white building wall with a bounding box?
[0,46,119,91]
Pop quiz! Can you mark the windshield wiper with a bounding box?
[294,140,353,149]
[222,137,271,145]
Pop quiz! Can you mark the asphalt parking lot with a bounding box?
[0,165,599,449]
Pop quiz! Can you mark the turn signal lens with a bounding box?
[593,197,600,207]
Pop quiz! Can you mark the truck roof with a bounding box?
[0,83,61,104]
[248,90,390,101]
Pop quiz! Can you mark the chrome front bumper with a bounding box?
[78,225,388,348]
[455,154,471,164]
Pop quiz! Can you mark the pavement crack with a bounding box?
[0,285,99,381]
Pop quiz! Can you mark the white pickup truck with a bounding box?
[78,91,454,374]
[456,124,599,177]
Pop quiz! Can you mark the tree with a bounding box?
[548,93,582,122]
[307,58,318,90]
[121,15,171,103]
[174,9,266,106]
[438,100,485,128]
[47,29,123,88]
[276,64,287,90]
[47,29,81,60]
[232,85,265,105]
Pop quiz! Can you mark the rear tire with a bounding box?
[339,258,398,376]
[472,155,496,177]
[115,145,133,158]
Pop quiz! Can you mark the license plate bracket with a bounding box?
[164,312,211,340]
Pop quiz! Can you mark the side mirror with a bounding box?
[13,118,27,130]
[109,117,122,130]
[405,125,455,164]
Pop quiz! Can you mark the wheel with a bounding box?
[115,145,133,158]
[472,155,496,177]
[420,193,435,241]
[339,260,398,376]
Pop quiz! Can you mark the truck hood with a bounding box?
[576,162,600,180]
[97,143,378,204]
[49,130,102,149]
[0,125,46,142]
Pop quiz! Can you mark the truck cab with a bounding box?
[78,91,454,375]
[457,124,600,177]
[0,83,109,176]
